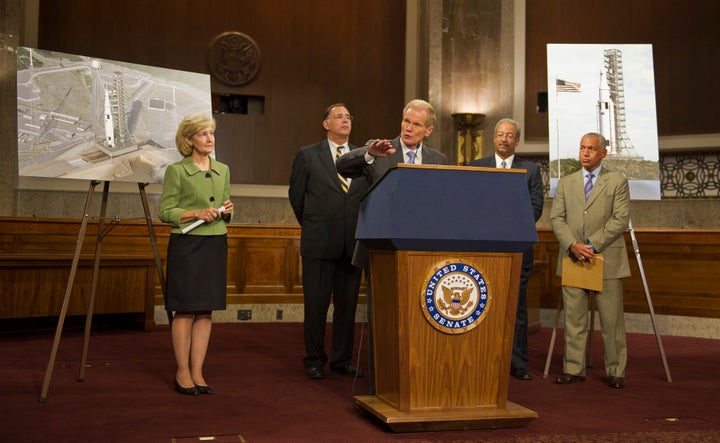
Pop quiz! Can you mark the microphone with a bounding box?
[205,172,211,178]
[209,197,215,202]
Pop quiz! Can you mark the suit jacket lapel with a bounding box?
[389,137,404,165]
[569,170,585,205]
[318,141,346,193]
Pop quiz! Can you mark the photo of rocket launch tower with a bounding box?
[16,48,211,184]
[598,49,641,159]
[548,44,661,200]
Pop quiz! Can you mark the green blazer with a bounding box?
[550,166,631,280]
[159,156,232,235]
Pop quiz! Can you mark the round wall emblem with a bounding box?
[207,31,262,86]
[421,261,491,334]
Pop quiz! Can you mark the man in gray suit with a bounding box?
[336,99,448,192]
[469,118,543,381]
[336,99,448,393]
[289,103,369,380]
[550,132,630,389]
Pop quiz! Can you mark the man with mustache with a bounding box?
[470,118,544,381]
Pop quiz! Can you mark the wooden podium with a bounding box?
[353,165,538,432]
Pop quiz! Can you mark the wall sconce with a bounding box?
[452,113,486,166]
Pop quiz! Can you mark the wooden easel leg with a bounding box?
[587,292,595,369]
[543,297,563,379]
[628,219,672,382]
[39,180,100,402]
[78,181,110,381]
[138,183,172,325]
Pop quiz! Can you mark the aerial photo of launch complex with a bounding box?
[16,47,211,184]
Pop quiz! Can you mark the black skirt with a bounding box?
[165,234,227,312]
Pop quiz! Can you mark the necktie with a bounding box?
[336,147,349,193]
[407,150,416,164]
[500,160,507,169]
[585,173,594,201]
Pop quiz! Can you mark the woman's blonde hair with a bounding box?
[175,114,216,156]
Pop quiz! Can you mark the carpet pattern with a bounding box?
[1,322,718,442]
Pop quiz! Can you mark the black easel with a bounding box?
[39,181,170,402]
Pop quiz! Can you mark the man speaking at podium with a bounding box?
[336,99,448,186]
[336,99,448,393]
[470,118,544,381]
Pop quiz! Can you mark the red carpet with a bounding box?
[1,321,718,442]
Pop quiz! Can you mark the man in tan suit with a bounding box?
[550,132,630,389]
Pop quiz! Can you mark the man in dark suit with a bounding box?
[469,118,544,381]
[336,99,448,393]
[289,103,369,380]
[550,132,630,389]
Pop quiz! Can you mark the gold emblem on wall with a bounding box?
[207,31,262,86]
[452,113,486,165]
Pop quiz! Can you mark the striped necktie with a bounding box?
[585,173,594,201]
[336,146,349,193]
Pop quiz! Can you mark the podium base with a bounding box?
[353,395,537,433]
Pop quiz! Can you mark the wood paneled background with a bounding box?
[36,0,406,186]
[1,218,718,330]
[33,1,720,184]
[524,0,720,140]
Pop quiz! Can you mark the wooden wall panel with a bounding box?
[2,218,718,331]
[36,0,407,185]
[0,254,156,330]
[531,229,720,319]
[237,238,297,295]
[525,0,720,139]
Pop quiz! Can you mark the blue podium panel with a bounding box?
[355,165,537,253]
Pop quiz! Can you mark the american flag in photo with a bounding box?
[556,78,582,92]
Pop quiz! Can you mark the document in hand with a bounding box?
[562,253,604,292]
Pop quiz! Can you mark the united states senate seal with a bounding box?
[421,261,490,334]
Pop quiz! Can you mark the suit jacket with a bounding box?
[335,136,448,268]
[336,136,448,187]
[550,167,631,279]
[159,156,232,235]
[288,140,369,260]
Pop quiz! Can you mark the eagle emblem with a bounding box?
[422,261,490,334]
[440,285,475,315]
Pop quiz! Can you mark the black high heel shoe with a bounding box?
[174,379,200,396]
[195,384,214,395]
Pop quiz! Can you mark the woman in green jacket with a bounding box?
[159,114,233,396]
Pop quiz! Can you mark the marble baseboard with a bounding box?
[155,303,369,326]
[539,308,720,339]
[155,304,717,339]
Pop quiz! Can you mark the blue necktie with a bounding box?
[407,150,416,164]
[585,173,594,201]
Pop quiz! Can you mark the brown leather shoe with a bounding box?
[555,373,586,384]
[608,376,625,389]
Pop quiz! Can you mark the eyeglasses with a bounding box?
[494,132,516,140]
[328,113,353,121]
